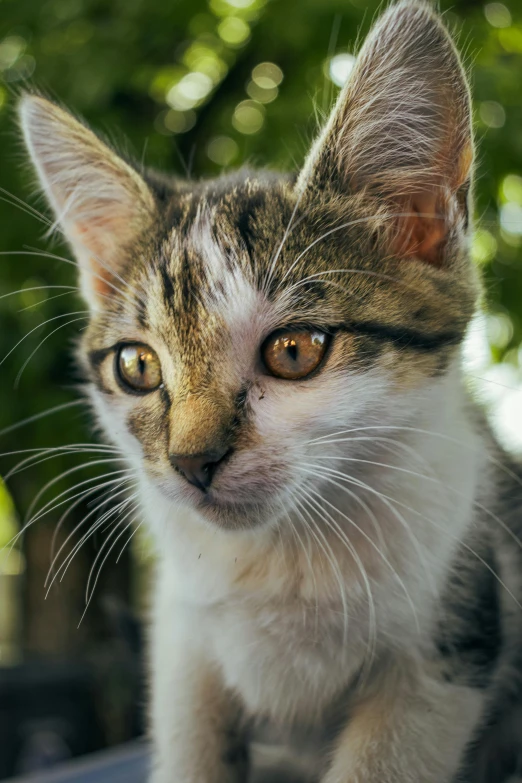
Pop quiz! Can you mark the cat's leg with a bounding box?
[149,601,246,783]
[321,657,485,783]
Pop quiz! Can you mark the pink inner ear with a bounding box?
[89,257,118,298]
[392,192,448,267]
[72,217,124,300]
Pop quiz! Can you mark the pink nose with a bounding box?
[169,448,231,491]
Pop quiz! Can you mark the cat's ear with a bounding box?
[19,95,156,309]
[298,1,473,266]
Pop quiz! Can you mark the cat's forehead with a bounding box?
[161,173,297,280]
[149,174,361,305]
[151,205,265,334]
[136,176,330,333]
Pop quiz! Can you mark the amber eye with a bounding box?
[117,344,162,392]
[262,329,329,380]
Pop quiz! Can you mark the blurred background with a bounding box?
[0,0,521,777]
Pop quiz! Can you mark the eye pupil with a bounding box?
[287,342,298,362]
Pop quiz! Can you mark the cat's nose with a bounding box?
[169,447,231,492]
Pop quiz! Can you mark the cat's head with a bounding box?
[20,1,478,532]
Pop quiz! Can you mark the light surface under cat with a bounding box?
[19,1,522,781]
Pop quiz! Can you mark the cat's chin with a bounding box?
[194,492,273,531]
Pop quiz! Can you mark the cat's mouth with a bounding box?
[167,473,283,529]
[156,455,288,529]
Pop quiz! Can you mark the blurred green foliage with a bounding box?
[0,0,522,651]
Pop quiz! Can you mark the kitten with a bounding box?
[19,1,522,781]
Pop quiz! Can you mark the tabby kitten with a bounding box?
[19,1,522,781]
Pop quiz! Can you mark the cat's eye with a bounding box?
[262,329,329,380]
[117,344,162,392]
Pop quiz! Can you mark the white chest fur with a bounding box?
[208,595,365,722]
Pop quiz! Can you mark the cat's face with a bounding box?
[20,1,479,531]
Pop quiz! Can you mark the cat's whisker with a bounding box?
[262,188,310,294]
[20,247,143,312]
[297,493,353,648]
[0,284,78,303]
[283,506,320,634]
[15,469,133,556]
[24,458,127,524]
[318,468,522,614]
[45,481,137,587]
[83,243,149,308]
[305,422,522,494]
[4,444,121,478]
[0,400,86,438]
[46,477,137,590]
[282,265,414,301]
[299,462,439,602]
[49,491,138,597]
[304,451,522,553]
[84,498,140,607]
[281,276,368,304]
[46,485,136,587]
[1,469,132,564]
[0,250,123,311]
[311,462,388,556]
[47,507,128,602]
[304,479,420,635]
[0,185,53,226]
[14,315,90,388]
[297,487,378,680]
[116,519,142,564]
[291,494,350,645]
[307,434,438,479]
[274,211,427,293]
[18,289,79,312]
[0,309,90,369]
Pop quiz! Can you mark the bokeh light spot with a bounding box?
[226,0,257,8]
[166,109,196,134]
[471,229,497,265]
[479,100,506,128]
[246,80,278,103]
[0,479,17,549]
[498,26,522,52]
[183,43,228,83]
[328,53,356,87]
[155,109,196,135]
[484,2,512,28]
[207,135,239,165]
[251,61,283,88]
[0,36,25,70]
[217,17,250,47]
[501,174,522,204]
[500,202,522,238]
[166,71,214,110]
[232,100,265,134]
[487,312,514,350]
